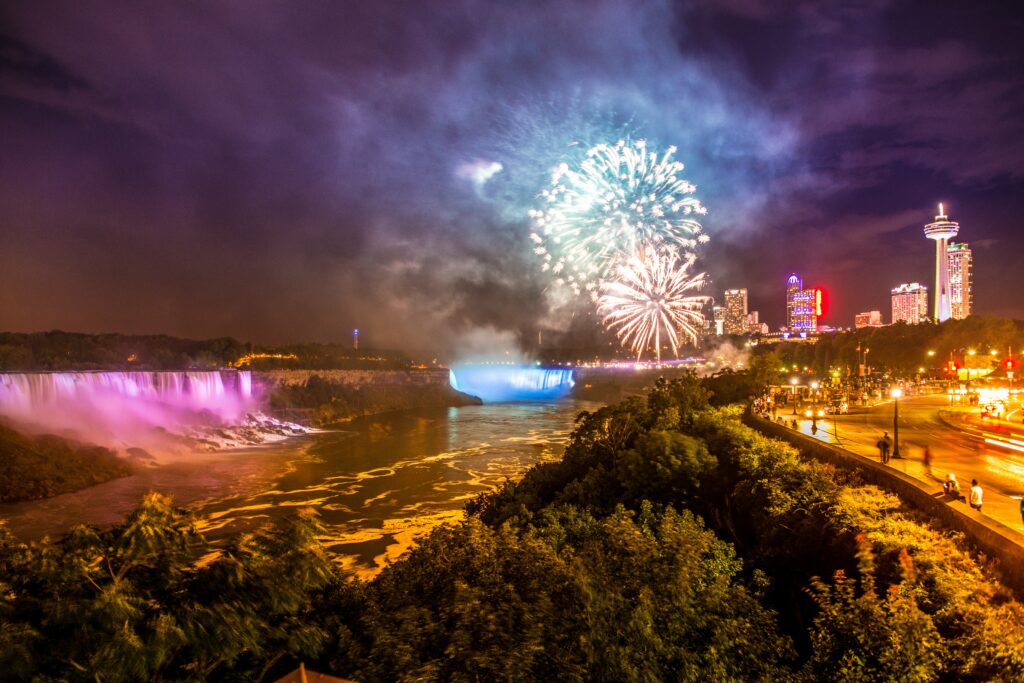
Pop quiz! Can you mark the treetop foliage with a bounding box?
[2,370,1023,681]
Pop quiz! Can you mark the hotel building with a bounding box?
[891,283,929,325]
[947,242,972,319]
[785,273,817,332]
[724,288,749,335]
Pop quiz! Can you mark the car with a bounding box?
[981,401,1007,419]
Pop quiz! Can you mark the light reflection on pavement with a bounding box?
[775,395,1024,536]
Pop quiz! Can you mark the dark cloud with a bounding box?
[1,0,1022,353]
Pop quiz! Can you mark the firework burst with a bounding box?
[529,139,708,298]
[597,252,709,362]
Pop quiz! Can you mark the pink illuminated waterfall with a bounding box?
[0,370,257,446]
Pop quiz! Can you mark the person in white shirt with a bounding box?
[969,479,983,512]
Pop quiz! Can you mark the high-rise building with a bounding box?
[923,204,959,322]
[785,273,817,332]
[891,283,929,324]
[724,288,748,335]
[854,311,884,328]
[947,242,972,319]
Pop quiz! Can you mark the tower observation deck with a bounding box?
[923,203,959,322]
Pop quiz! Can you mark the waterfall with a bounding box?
[0,370,256,446]
[448,365,575,402]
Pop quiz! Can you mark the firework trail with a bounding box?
[529,139,708,298]
[597,252,709,362]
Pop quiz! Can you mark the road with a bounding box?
[776,395,1024,536]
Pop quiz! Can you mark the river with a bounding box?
[0,400,595,577]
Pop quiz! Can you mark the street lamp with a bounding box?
[791,377,799,414]
[891,387,903,458]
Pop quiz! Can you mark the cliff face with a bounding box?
[256,369,481,425]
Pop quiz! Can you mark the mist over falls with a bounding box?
[0,371,304,452]
[449,365,575,402]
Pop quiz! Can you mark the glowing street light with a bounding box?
[891,387,903,459]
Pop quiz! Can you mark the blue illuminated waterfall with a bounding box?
[449,365,575,402]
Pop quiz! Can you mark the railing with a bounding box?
[744,411,1024,597]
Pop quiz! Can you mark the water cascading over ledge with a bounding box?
[448,365,575,402]
[0,370,256,445]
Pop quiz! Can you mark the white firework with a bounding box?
[597,252,709,362]
[530,139,708,298]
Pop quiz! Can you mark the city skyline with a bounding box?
[3,2,1024,351]
[718,203,977,332]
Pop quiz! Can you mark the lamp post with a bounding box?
[791,377,799,415]
[891,387,903,458]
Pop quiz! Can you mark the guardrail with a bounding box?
[744,412,1024,596]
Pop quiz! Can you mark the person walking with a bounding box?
[1020,497,1023,529]
[923,445,933,476]
[877,432,891,463]
[969,479,983,512]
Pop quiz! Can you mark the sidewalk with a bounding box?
[749,414,1024,595]
[763,411,1024,538]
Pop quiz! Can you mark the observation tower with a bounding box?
[923,203,959,322]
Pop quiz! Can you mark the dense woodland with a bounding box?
[760,315,1024,378]
[0,332,409,371]
[0,422,131,503]
[269,374,480,425]
[2,372,1022,681]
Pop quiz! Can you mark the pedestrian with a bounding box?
[923,445,932,476]
[969,479,983,512]
[1020,497,1024,529]
[944,473,961,499]
[877,432,891,463]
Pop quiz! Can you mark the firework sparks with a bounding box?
[530,139,708,297]
[597,252,709,362]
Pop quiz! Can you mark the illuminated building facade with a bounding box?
[924,204,959,322]
[854,310,884,328]
[947,242,972,319]
[785,273,818,332]
[724,288,748,335]
[891,283,929,324]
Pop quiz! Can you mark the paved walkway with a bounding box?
[767,395,1024,537]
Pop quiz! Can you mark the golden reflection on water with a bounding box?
[190,401,594,578]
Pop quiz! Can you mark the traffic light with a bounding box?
[1006,359,1016,371]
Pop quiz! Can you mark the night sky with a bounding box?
[2,1,1023,354]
